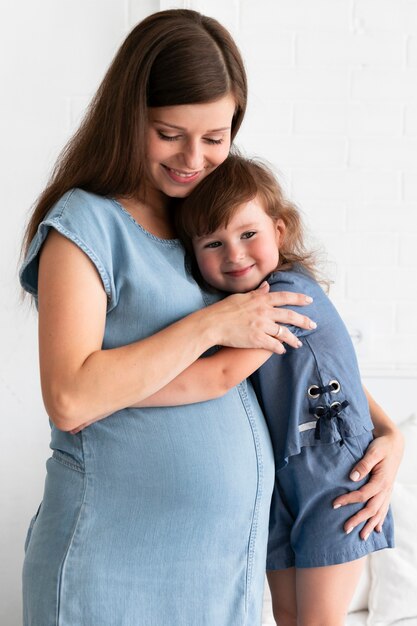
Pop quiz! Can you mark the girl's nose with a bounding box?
[225,244,245,263]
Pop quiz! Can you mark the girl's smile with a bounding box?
[193,197,285,293]
[224,265,255,278]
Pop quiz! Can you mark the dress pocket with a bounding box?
[52,449,85,473]
[24,502,42,552]
[340,431,374,465]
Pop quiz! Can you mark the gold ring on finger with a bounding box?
[274,324,283,339]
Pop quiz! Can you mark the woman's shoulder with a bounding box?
[20,189,121,302]
[47,188,119,227]
[36,188,129,261]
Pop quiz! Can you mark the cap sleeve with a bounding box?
[268,270,320,339]
[20,189,116,309]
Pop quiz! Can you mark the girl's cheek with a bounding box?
[200,256,220,283]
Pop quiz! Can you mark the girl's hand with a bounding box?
[332,426,404,540]
[206,281,316,355]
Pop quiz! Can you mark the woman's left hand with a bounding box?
[332,426,404,540]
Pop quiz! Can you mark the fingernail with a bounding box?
[346,526,354,535]
[309,321,317,329]
[363,533,370,541]
[305,296,313,303]
[350,470,361,481]
[297,341,303,348]
[333,503,342,510]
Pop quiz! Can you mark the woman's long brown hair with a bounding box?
[22,9,247,256]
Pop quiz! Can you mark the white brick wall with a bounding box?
[234,0,417,375]
[1,1,417,624]
[296,33,406,67]
[354,0,417,33]
[405,104,417,133]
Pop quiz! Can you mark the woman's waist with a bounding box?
[50,384,273,474]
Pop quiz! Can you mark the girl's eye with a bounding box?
[204,241,222,249]
[241,231,256,239]
[158,131,180,142]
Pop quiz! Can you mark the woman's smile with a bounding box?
[146,95,235,199]
[161,164,203,184]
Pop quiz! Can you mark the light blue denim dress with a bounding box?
[20,189,275,626]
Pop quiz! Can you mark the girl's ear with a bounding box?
[276,218,286,246]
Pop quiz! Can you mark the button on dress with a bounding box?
[20,189,274,626]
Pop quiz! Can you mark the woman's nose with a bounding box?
[182,140,204,170]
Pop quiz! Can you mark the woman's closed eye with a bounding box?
[157,131,224,145]
[204,137,224,145]
[157,131,181,142]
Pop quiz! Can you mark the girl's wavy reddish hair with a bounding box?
[175,153,320,288]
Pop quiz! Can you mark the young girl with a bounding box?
[138,153,395,625]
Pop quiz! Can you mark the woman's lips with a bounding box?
[224,265,254,278]
[162,165,202,184]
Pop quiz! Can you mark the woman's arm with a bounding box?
[131,321,302,408]
[70,347,273,432]
[332,385,404,539]
[134,347,273,407]
[39,231,314,432]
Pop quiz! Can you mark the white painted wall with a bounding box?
[1,1,416,623]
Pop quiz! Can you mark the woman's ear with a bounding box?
[275,218,286,246]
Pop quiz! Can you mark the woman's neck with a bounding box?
[117,191,176,240]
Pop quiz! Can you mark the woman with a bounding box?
[20,9,402,625]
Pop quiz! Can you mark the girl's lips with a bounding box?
[162,164,202,184]
[224,265,254,278]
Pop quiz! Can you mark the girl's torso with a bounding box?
[252,268,374,471]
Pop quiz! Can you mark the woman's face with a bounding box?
[146,94,236,199]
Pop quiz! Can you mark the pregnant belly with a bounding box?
[41,384,273,622]
[82,387,261,522]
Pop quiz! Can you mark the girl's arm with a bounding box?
[333,385,404,539]
[39,230,313,432]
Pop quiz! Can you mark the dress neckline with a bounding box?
[110,197,182,247]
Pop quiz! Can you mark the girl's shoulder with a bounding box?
[268,265,321,294]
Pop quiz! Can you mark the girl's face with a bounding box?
[146,94,235,200]
[193,198,285,293]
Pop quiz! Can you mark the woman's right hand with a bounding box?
[204,281,316,355]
